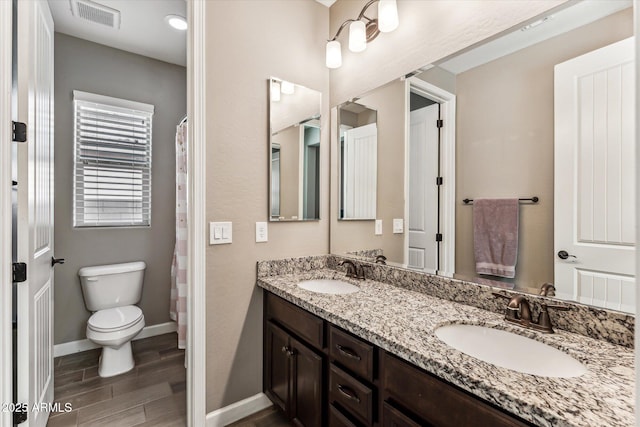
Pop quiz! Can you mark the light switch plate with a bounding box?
[393,218,404,234]
[375,219,383,235]
[256,222,268,243]
[210,221,232,245]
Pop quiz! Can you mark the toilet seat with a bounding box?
[88,305,143,333]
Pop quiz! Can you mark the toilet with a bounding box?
[78,261,146,378]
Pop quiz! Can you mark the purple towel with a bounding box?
[473,198,519,278]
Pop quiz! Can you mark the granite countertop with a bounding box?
[257,269,635,427]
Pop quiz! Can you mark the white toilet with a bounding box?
[78,261,146,378]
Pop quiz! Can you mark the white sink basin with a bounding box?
[435,324,587,378]
[297,279,359,295]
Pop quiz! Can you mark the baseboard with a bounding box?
[206,393,272,427]
[53,321,178,358]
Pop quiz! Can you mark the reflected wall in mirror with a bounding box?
[329,2,635,312]
[269,77,322,221]
[338,102,377,220]
[332,80,406,262]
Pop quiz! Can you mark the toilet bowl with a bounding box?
[79,261,146,378]
[86,305,145,377]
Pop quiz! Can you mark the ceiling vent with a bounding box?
[69,0,121,29]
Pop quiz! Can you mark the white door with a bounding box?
[554,37,635,312]
[16,1,55,425]
[343,123,377,219]
[408,104,439,272]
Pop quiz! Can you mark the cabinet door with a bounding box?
[265,321,291,413]
[382,402,423,427]
[291,336,323,427]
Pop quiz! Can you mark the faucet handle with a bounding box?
[536,303,569,333]
[491,292,511,300]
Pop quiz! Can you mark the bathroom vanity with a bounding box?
[257,256,634,427]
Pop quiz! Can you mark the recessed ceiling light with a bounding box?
[165,14,187,31]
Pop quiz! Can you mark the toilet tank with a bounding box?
[78,261,146,311]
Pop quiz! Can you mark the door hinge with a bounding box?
[436,233,443,242]
[436,119,443,128]
[13,407,27,424]
[12,262,27,283]
[12,121,27,142]
[436,177,443,186]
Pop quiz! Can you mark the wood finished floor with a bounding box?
[227,406,291,427]
[47,333,186,427]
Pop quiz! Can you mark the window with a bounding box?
[73,91,154,227]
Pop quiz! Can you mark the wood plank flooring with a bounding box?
[47,333,186,427]
[227,406,292,427]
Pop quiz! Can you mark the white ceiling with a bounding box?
[48,0,187,66]
[315,0,336,8]
[437,0,632,75]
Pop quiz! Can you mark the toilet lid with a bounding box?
[88,305,143,332]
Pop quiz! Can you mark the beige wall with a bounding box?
[53,34,185,344]
[331,80,405,262]
[455,9,633,289]
[329,0,569,106]
[204,0,329,411]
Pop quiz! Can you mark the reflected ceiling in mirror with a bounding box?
[328,1,635,313]
[269,77,322,221]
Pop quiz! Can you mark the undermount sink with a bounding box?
[297,279,359,295]
[435,324,587,378]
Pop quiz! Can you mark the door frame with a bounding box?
[0,1,208,426]
[0,1,13,426]
[404,77,456,277]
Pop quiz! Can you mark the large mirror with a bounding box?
[330,2,635,312]
[269,77,322,221]
[338,102,378,220]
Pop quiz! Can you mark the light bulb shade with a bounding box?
[326,40,342,69]
[281,81,295,94]
[271,81,281,102]
[378,0,399,33]
[348,20,367,53]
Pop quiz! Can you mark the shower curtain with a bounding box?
[170,119,187,349]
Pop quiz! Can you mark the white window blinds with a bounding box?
[73,91,154,227]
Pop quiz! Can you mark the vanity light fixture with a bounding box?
[165,14,187,31]
[326,0,399,69]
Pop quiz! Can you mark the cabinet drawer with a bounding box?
[329,364,374,426]
[382,352,532,427]
[266,293,324,349]
[329,326,375,382]
[329,404,360,427]
[382,402,421,427]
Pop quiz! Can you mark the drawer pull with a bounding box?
[337,384,360,403]
[336,344,361,360]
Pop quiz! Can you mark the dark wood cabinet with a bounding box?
[381,352,532,427]
[264,291,534,427]
[265,321,323,427]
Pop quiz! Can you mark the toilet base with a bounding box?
[98,341,135,378]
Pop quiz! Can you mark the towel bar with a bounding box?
[462,197,539,205]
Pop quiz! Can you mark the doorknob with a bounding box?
[557,250,576,260]
[51,257,65,267]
